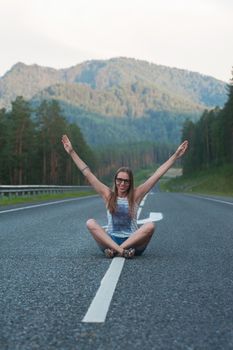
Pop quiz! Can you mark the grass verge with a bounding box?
[0,191,96,206]
[161,164,233,197]
[133,166,157,186]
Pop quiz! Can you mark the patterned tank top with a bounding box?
[107,197,138,238]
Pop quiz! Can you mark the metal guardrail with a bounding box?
[0,185,92,197]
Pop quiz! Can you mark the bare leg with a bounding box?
[120,222,155,251]
[86,219,124,255]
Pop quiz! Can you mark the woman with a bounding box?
[62,135,188,258]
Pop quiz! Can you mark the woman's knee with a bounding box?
[86,218,96,230]
[146,222,155,236]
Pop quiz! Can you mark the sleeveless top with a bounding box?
[107,197,138,238]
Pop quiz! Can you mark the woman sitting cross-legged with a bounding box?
[62,135,188,259]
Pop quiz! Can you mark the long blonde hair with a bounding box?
[107,167,135,215]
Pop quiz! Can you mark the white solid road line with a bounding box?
[82,193,150,323]
[200,197,233,206]
[187,194,233,206]
[0,195,98,214]
[82,257,125,323]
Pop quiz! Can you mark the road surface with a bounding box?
[0,192,233,349]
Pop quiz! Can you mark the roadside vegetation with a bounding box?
[169,71,233,198]
[0,190,95,206]
[161,164,233,197]
[0,70,232,204]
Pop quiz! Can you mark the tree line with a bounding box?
[0,96,175,186]
[96,142,175,184]
[0,97,95,185]
[181,72,233,174]
[3,80,231,187]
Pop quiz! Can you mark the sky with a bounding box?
[0,0,232,82]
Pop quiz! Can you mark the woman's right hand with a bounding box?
[62,134,73,154]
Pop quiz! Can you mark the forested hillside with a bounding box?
[0,58,231,186]
[0,57,227,147]
[53,102,191,146]
[0,97,174,185]
[182,72,233,173]
[0,58,227,113]
[0,57,227,146]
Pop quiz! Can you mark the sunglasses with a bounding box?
[115,177,130,185]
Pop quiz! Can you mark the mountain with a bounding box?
[0,57,228,145]
[0,58,227,112]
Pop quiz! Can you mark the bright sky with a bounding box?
[0,0,232,82]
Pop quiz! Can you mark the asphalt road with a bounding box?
[0,192,233,350]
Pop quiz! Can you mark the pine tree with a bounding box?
[7,97,35,184]
[222,70,233,161]
[36,100,67,184]
[181,120,196,174]
[0,108,8,183]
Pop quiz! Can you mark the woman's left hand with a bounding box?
[175,140,189,159]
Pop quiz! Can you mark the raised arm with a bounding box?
[61,134,111,201]
[134,140,188,202]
